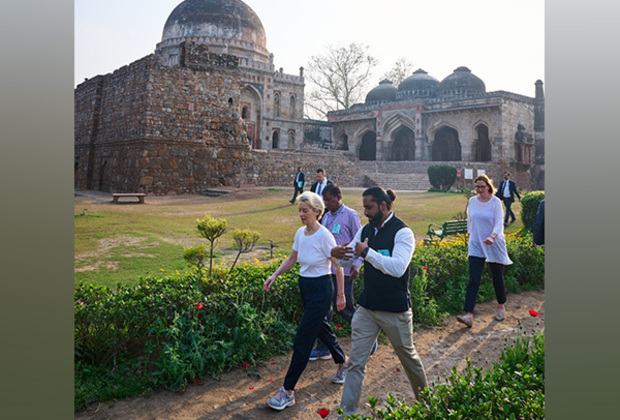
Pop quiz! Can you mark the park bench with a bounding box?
[426,219,468,242]
[112,193,146,204]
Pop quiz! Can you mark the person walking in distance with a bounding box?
[496,171,521,227]
[310,168,332,199]
[290,166,305,204]
[331,187,428,417]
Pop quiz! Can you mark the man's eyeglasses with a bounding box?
[475,185,487,189]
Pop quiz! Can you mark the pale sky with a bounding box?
[75,0,544,98]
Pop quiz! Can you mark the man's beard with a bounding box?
[368,210,384,228]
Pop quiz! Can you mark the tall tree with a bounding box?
[304,42,378,120]
[382,57,416,86]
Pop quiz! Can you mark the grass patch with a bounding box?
[75,189,523,287]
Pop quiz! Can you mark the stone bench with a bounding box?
[112,193,146,204]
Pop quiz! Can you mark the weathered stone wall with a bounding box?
[74,51,255,194]
[238,149,365,188]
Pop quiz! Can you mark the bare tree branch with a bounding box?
[305,42,378,120]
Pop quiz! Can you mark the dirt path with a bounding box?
[76,290,545,420]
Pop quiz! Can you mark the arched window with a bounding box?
[272,130,280,149]
[288,130,295,148]
[290,95,296,118]
[274,92,281,117]
[340,133,349,151]
[474,124,492,161]
[242,106,249,119]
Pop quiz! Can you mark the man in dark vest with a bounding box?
[331,187,428,417]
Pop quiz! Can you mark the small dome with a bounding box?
[438,66,486,97]
[365,79,397,104]
[396,69,439,99]
[157,0,269,62]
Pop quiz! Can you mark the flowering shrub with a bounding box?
[75,235,543,412]
[342,329,545,419]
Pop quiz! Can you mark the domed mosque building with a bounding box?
[75,0,544,194]
[328,66,544,190]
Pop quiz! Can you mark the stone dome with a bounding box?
[365,79,397,104]
[157,0,270,63]
[396,69,439,99]
[438,66,486,98]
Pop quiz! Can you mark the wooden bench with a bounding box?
[112,193,146,204]
[426,219,468,242]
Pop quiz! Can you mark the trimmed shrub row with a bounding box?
[75,233,544,412]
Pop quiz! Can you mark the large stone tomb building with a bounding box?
[75,0,543,194]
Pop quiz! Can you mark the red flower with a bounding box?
[271,362,276,365]
[242,362,250,369]
[269,379,274,383]
[196,302,204,310]
[422,266,428,270]
[516,234,521,238]
[193,378,204,386]
[317,408,330,418]
[392,368,400,373]
[529,310,539,317]
[249,386,254,390]
[177,388,186,394]
[336,323,342,330]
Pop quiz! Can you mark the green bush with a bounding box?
[344,328,545,419]
[75,235,544,412]
[427,165,457,191]
[520,191,545,230]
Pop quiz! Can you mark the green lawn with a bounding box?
[74,189,523,288]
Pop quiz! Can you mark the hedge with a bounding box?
[75,234,544,412]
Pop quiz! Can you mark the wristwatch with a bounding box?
[361,246,369,258]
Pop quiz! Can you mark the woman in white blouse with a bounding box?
[263,192,348,411]
[457,175,513,328]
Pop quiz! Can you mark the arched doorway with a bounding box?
[474,124,492,161]
[391,126,415,161]
[340,133,349,151]
[432,126,461,161]
[360,131,376,161]
[241,86,261,149]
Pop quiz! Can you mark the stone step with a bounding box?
[365,173,431,191]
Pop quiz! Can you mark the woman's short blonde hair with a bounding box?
[474,174,495,194]
[297,191,324,217]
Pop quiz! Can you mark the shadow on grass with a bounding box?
[222,203,295,217]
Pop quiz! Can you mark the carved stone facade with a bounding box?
[328,67,545,190]
[75,0,542,194]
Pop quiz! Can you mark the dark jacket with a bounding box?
[293,171,305,187]
[310,179,332,194]
[533,200,545,245]
[495,179,521,202]
[357,215,411,313]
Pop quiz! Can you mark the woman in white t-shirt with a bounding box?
[263,192,348,411]
[456,174,513,328]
